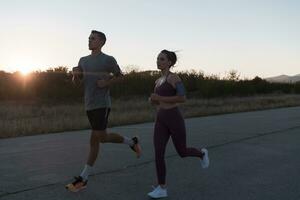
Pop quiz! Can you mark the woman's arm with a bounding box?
[150,74,186,103]
[151,94,186,103]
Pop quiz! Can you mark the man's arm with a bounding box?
[97,56,123,88]
[97,74,123,88]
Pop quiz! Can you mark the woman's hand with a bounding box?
[150,93,161,101]
[148,97,159,105]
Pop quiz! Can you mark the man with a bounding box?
[66,30,142,192]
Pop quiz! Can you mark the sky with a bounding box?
[0,0,299,78]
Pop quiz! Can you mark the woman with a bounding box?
[148,50,209,199]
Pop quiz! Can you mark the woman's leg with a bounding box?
[154,118,170,185]
[169,109,203,158]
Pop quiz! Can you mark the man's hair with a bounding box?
[91,30,106,44]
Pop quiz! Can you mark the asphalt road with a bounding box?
[0,106,300,200]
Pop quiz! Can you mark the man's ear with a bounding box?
[100,40,105,46]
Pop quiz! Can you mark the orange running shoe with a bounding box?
[65,176,88,192]
[130,136,142,158]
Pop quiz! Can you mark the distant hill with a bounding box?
[265,74,300,83]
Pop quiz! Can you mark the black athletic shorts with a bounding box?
[86,108,111,131]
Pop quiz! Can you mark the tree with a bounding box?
[225,69,240,81]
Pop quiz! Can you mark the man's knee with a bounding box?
[177,150,187,158]
[91,130,107,143]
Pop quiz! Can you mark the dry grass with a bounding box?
[1,94,300,138]
[0,103,89,138]
[182,95,300,118]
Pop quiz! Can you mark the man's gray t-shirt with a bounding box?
[78,53,121,111]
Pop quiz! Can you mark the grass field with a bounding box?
[1,94,300,138]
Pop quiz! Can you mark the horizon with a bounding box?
[0,63,299,79]
[0,0,299,79]
[1,66,299,80]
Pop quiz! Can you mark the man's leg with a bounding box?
[66,108,107,192]
[86,130,105,166]
[99,131,125,143]
[100,131,142,157]
[85,129,132,165]
[66,108,141,192]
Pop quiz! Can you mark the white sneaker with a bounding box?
[200,148,209,168]
[147,185,168,199]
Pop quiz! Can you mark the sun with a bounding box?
[7,57,37,76]
[19,66,33,76]
[15,63,35,76]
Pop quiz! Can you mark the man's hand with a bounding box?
[72,67,82,85]
[72,76,82,85]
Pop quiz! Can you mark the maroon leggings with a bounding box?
[154,107,203,185]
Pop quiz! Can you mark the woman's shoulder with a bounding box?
[155,78,160,85]
[167,73,181,85]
